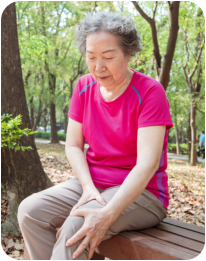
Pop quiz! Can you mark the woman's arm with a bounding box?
[102,125,166,223]
[65,118,95,190]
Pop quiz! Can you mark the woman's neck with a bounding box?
[100,69,133,102]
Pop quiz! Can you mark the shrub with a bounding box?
[34,130,66,141]
[167,143,176,153]
[1,113,36,152]
[179,143,188,155]
[168,143,188,155]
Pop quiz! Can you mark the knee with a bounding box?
[56,215,84,241]
[17,193,39,226]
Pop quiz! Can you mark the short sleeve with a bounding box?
[138,84,173,130]
[68,79,83,123]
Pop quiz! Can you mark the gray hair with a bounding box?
[75,11,142,57]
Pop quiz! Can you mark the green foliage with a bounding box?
[15,1,205,147]
[1,114,36,152]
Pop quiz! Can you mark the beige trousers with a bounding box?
[17,176,167,260]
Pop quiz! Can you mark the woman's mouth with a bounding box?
[98,76,109,80]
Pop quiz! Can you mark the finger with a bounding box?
[72,236,90,259]
[88,240,97,260]
[96,195,107,206]
[66,229,85,247]
[70,204,79,215]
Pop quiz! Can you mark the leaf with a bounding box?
[188,210,196,215]
[14,241,24,251]
[4,238,15,252]
[183,206,192,212]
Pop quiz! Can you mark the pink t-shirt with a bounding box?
[68,70,173,209]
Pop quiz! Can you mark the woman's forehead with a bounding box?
[86,31,119,52]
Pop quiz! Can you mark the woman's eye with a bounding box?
[105,57,113,60]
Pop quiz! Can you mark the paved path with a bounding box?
[167,154,205,163]
[35,139,205,163]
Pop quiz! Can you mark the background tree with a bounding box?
[179,4,205,165]
[132,1,180,90]
[1,2,53,234]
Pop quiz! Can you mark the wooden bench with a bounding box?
[23,218,205,260]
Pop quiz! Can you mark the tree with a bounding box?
[182,9,205,165]
[132,1,180,91]
[1,3,53,234]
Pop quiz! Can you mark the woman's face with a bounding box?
[86,31,131,89]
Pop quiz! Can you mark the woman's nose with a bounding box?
[95,60,106,72]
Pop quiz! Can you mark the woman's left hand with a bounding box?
[66,207,114,260]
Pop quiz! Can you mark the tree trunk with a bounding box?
[187,112,191,161]
[174,108,180,155]
[43,107,48,131]
[175,125,180,155]
[1,3,53,234]
[190,100,197,165]
[49,73,59,143]
[33,97,43,131]
[159,1,180,90]
[63,105,69,134]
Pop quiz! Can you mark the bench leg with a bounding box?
[91,252,105,260]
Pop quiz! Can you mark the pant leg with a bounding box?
[102,187,167,235]
[17,177,83,260]
[51,185,166,260]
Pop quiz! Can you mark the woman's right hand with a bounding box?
[70,186,107,216]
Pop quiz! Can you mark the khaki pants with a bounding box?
[17,176,167,260]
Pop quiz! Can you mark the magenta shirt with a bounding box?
[68,70,173,209]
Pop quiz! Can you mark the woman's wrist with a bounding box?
[82,182,96,192]
[101,204,119,225]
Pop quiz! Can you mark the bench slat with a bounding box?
[98,234,181,260]
[137,227,204,252]
[128,231,200,256]
[162,218,205,234]
[98,232,196,260]
[155,222,205,243]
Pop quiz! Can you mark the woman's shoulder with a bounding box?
[73,74,97,98]
[132,70,162,88]
[132,70,165,95]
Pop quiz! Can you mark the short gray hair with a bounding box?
[75,11,142,57]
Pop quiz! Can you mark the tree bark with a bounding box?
[1,3,53,233]
[159,1,180,89]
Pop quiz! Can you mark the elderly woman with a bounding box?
[18,12,173,260]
